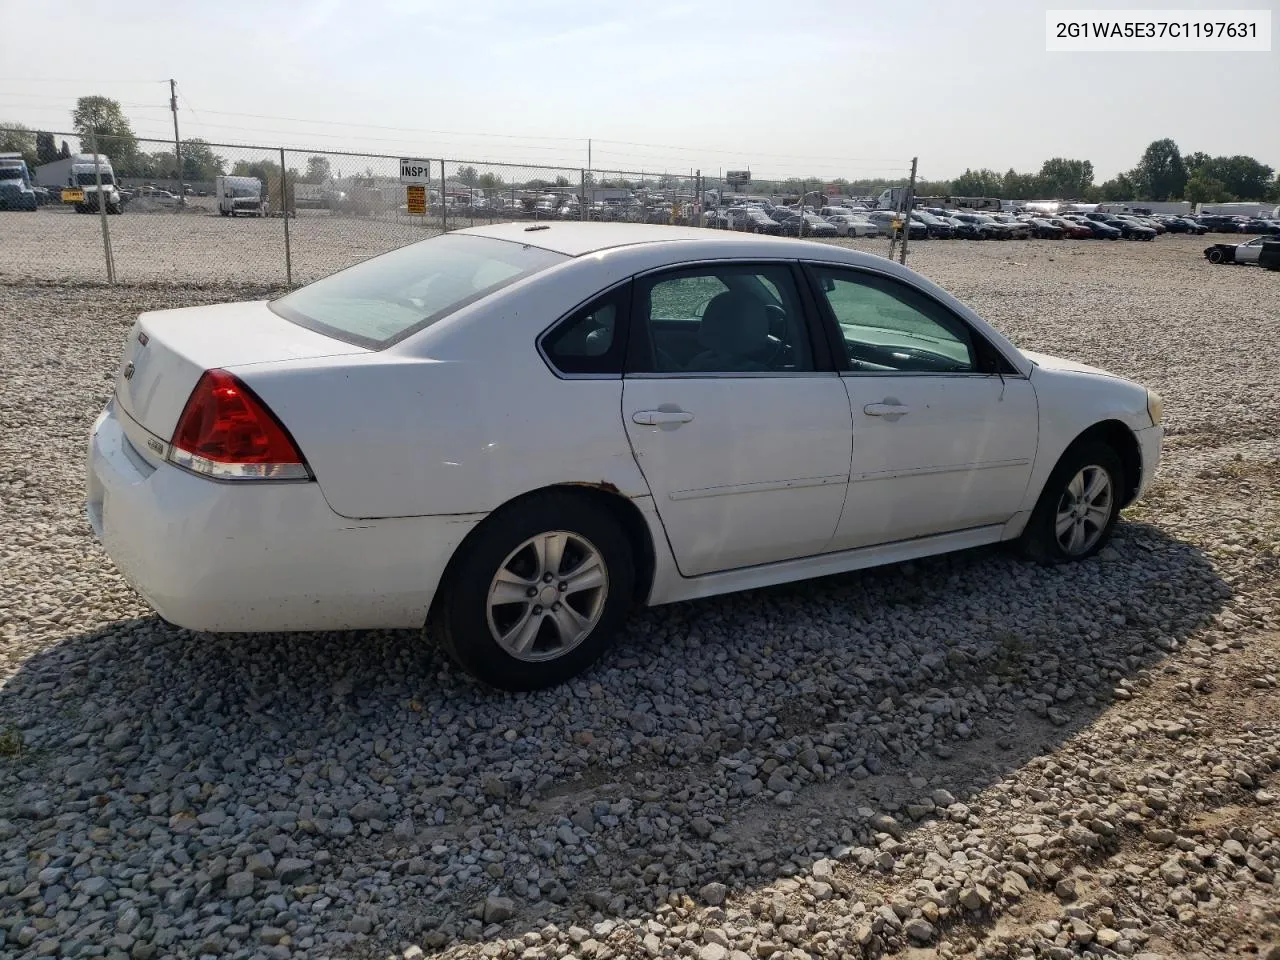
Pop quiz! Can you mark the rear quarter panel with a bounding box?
[232,255,652,519]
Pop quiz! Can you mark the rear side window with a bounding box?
[271,233,567,349]
[540,284,631,376]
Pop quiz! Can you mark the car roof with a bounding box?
[455,221,845,258]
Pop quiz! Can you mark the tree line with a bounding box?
[946,140,1277,204]
[3,99,1276,205]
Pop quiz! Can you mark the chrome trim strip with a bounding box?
[669,474,847,501]
[840,371,1029,380]
[626,370,839,380]
[851,458,1032,483]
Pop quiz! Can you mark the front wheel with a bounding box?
[1207,248,1225,264]
[1019,441,1124,564]
[433,492,635,691]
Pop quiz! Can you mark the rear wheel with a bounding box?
[1208,248,1225,264]
[1019,441,1124,564]
[433,491,635,691]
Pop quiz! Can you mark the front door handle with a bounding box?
[863,402,912,418]
[632,409,694,425]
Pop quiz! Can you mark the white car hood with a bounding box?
[1021,350,1120,379]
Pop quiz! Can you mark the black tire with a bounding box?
[1019,440,1124,565]
[433,491,636,691]
[1207,248,1225,264]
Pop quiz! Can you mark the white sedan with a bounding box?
[824,213,882,237]
[87,223,1163,690]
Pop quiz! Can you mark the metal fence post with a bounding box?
[279,148,293,287]
[441,162,447,231]
[581,168,586,221]
[89,132,116,284]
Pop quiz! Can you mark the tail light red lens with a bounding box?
[170,369,310,480]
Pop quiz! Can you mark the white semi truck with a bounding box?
[63,154,123,214]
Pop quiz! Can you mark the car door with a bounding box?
[1237,238,1263,263]
[622,262,853,577]
[803,263,1039,551]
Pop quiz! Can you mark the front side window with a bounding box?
[809,267,976,374]
[272,233,567,349]
[631,264,814,374]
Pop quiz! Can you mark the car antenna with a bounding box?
[525,224,550,232]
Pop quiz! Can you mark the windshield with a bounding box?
[230,187,258,198]
[271,233,567,349]
[74,171,115,185]
[0,164,24,182]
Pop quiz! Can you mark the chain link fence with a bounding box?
[0,130,914,287]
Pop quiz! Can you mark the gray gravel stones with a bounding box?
[3,238,1280,959]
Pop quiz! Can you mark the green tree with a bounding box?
[1132,138,1186,200]
[178,139,225,181]
[477,171,504,189]
[455,165,479,185]
[303,155,331,184]
[1037,158,1094,198]
[1097,173,1137,201]
[0,122,37,166]
[36,131,58,165]
[1183,151,1212,176]
[71,96,138,162]
[1183,172,1232,205]
[1188,155,1273,200]
[950,168,1004,197]
[59,140,71,159]
[554,174,569,187]
[1001,168,1041,200]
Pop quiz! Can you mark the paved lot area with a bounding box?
[0,234,1277,960]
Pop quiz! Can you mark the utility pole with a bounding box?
[898,156,918,265]
[169,79,184,207]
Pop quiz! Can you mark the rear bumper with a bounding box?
[86,401,480,631]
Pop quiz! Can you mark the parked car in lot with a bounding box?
[1047,217,1095,239]
[1241,218,1280,235]
[1196,215,1247,233]
[1159,216,1207,235]
[824,213,881,237]
[866,210,927,239]
[1065,216,1122,240]
[942,215,985,240]
[951,213,1010,240]
[1204,236,1278,267]
[1107,217,1157,241]
[1026,217,1064,239]
[729,207,782,234]
[87,223,1163,690]
[776,213,839,237]
[991,214,1032,239]
[910,210,954,238]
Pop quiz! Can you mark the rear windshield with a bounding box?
[271,233,567,349]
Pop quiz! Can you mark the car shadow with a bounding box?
[0,520,1229,954]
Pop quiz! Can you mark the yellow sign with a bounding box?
[62,188,85,203]
[406,184,426,215]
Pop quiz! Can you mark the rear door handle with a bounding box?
[632,410,694,425]
[863,402,912,417]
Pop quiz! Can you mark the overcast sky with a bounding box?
[1,0,1276,182]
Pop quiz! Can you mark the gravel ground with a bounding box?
[1,234,1278,960]
[0,207,446,287]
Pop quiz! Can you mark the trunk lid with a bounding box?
[114,300,367,442]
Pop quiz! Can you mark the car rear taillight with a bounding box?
[169,369,310,481]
